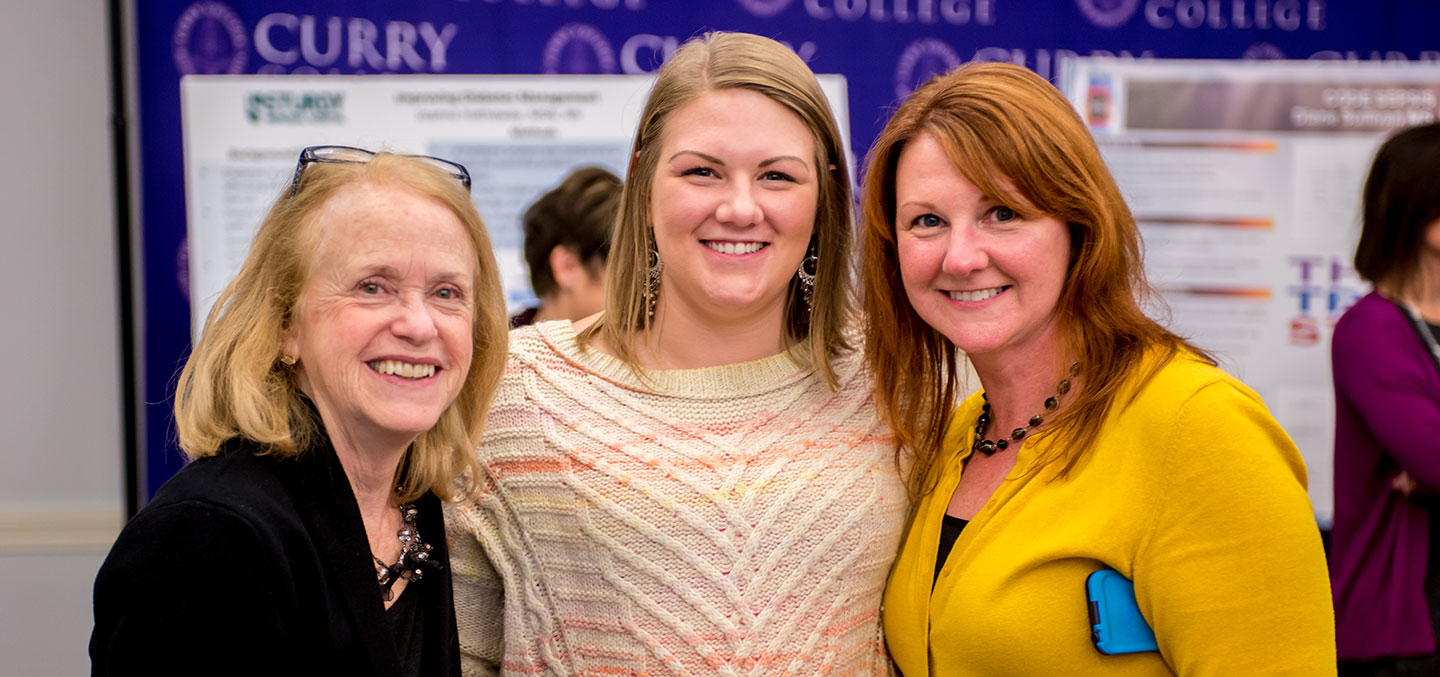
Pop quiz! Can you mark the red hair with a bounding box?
[860,62,1209,495]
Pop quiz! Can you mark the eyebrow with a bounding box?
[668,150,723,165]
[666,150,812,169]
[360,265,471,285]
[759,155,808,168]
[897,200,939,212]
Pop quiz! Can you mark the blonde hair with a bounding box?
[861,62,1209,495]
[581,31,856,387]
[174,153,508,503]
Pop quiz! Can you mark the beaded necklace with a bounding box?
[373,503,432,602]
[972,362,1080,456]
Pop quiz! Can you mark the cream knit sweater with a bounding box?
[446,321,906,676]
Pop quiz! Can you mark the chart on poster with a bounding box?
[1062,59,1440,523]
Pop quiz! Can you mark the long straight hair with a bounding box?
[861,62,1210,495]
[580,31,856,387]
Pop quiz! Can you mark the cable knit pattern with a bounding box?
[447,320,905,676]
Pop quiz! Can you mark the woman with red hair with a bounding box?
[862,62,1333,674]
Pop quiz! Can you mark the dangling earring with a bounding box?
[796,245,819,311]
[279,353,297,367]
[645,240,663,320]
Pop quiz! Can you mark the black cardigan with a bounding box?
[90,434,460,677]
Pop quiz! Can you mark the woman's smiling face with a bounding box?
[282,181,477,451]
[648,87,819,327]
[894,131,1071,363]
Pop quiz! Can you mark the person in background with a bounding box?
[91,147,509,677]
[511,166,622,327]
[862,62,1334,674]
[1332,122,1440,676]
[447,32,905,675]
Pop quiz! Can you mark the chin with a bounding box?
[376,407,450,439]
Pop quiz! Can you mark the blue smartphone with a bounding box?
[1085,568,1159,655]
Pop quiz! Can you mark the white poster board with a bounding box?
[1062,59,1440,525]
[180,74,851,339]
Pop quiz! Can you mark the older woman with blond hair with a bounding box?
[862,63,1334,674]
[91,147,508,676]
[447,32,906,675]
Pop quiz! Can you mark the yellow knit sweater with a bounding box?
[883,350,1334,676]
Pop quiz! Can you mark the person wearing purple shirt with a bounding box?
[1332,122,1440,676]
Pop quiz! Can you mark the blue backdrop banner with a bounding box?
[134,0,1440,497]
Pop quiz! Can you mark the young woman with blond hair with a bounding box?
[446,32,905,676]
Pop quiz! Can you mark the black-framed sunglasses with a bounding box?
[288,145,473,197]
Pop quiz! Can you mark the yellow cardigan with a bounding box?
[883,352,1335,676]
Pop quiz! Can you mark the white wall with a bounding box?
[0,0,125,673]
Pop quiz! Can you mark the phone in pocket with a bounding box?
[1085,568,1159,655]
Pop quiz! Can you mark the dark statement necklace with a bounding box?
[972,362,1080,456]
[373,502,433,602]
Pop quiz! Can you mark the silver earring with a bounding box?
[645,242,663,319]
[797,247,818,311]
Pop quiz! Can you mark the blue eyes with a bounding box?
[908,206,1019,230]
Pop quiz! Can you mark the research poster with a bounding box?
[180,74,852,340]
[1063,59,1440,524]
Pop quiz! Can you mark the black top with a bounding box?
[388,584,426,677]
[934,514,970,586]
[90,431,460,677]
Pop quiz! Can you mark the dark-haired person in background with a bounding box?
[1332,122,1440,676]
[510,166,622,327]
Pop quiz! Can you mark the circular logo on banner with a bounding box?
[1242,42,1287,60]
[736,0,795,17]
[1075,0,1141,29]
[895,39,963,101]
[172,1,248,75]
[542,24,619,74]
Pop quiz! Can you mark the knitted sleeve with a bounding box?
[1136,378,1334,675]
[445,502,504,677]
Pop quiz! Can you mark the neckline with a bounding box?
[532,319,821,399]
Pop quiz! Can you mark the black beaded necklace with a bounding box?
[972,362,1080,456]
[373,503,433,602]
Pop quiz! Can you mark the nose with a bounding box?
[939,225,989,277]
[715,181,763,226]
[391,293,439,344]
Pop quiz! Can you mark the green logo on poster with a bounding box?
[246,91,344,124]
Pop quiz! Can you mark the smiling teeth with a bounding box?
[367,360,436,379]
[949,287,1005,302]
[705,241,766,255]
